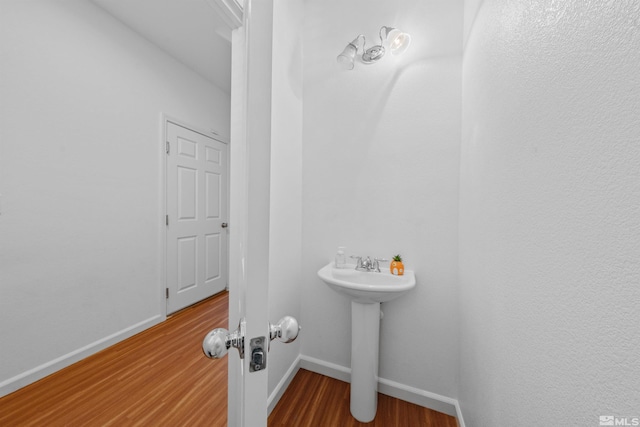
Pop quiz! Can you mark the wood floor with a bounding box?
[268,369,458,427]
[0,292,229,426]
[0,291,457,426]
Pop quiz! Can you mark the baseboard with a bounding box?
[0,314,163,398]
[299,355,351,382]
[455,400,467,427]
[377,377,457,417]
[298,355,459,418]
[267,354,301,415]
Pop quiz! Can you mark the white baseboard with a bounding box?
[377,377,457,417]
[298,354,460,419]
[299,355,350,382]
[455,400,467,427]
[0,315,163,398]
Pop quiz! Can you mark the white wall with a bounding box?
[267,0,303,401]
[0,0,229,395]
[301,0,463,399]
[460,0,640,425]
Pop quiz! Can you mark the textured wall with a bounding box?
[302,0,463,399]
[460,0,640,425]
[0,0,229,394]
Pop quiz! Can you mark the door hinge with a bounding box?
[166,288,169,299]
[166,215,169,226]
[166,141,170,154]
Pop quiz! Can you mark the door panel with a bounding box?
[177,166,197,220]
[177,236,197,291]
[166,122,228,314]
[205,233,221,282]
[206,172,221,218]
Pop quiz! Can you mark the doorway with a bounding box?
[165,120,229,315]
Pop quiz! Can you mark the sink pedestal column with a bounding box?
[350,301,381,422]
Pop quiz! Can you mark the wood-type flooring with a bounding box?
[269,368,458,427]
[0,291,457,426]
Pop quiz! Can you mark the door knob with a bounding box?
[221,222,228,228]
[269,316,301,344]
[203,316,300,364]
[202,321,244,359]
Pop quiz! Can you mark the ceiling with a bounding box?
[90,0,233,94]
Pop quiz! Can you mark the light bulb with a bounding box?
[337,54,355,70]
[336,40,358,70]
[389,32,411,55]
[380,27,411,55]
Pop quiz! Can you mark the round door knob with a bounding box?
[269,316,301,344]
[202,328,231,359]
[221,223,228,228]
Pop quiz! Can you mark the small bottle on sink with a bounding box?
[335,247,346,268]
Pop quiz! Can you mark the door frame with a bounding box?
[160,114,230,318]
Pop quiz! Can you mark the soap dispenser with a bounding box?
[335,247,346,268]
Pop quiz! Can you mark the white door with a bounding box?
[227,1,273,426]
[166,122,228,315]
[200,2,282,427]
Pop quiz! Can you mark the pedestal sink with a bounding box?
[317,262,416,422]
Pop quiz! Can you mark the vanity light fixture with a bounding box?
[337,26,411,70]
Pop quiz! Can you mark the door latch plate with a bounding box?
[249,336,266,372]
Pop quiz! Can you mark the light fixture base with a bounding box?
[362,45,385,63]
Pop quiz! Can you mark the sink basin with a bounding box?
[317,263,416,304]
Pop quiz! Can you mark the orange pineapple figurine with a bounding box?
[390,254,404,276]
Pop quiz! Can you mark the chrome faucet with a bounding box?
[354,256,373,271]
[351,256,388,272]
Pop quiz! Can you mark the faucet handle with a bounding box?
[373,258,388,272]
[350,255,364,269]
